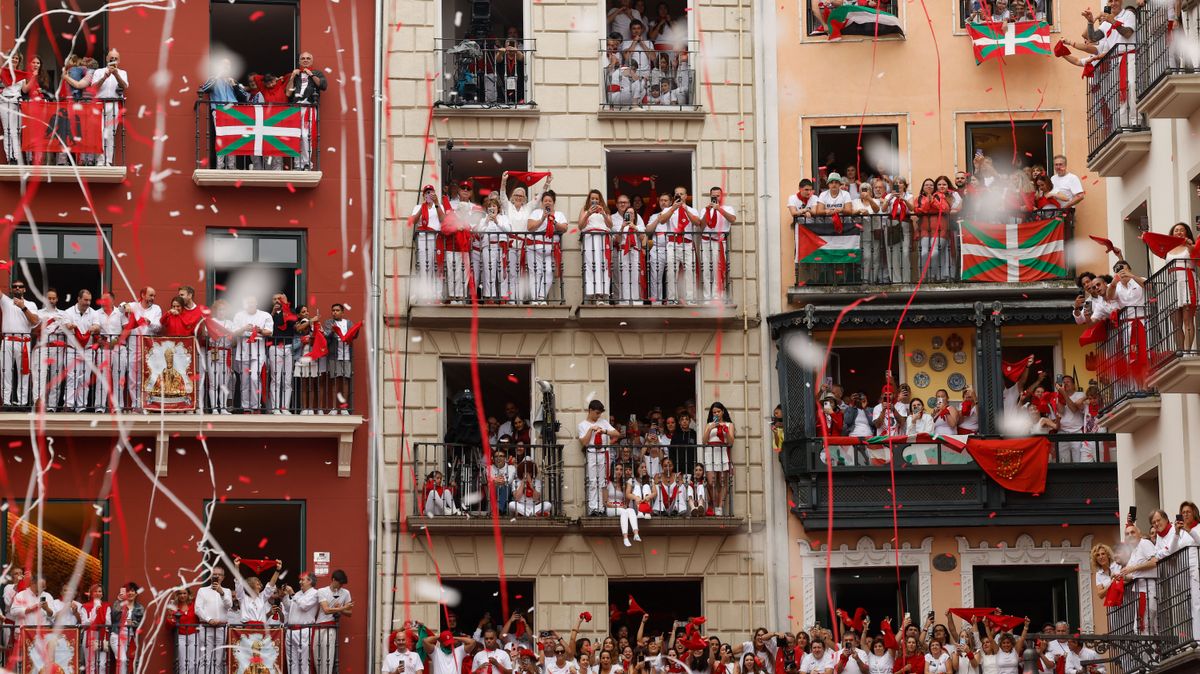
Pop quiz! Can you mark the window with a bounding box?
[1123,203,1151,277]
[11,227,113,309]
[605,148,694,213]
[442,361,533,441]
[16,0,107,93]
[441,0,525,43]
[210,0,298,81]
[959,0,1052,28]
[609,579,702,638]
[965,121,1053,178]
[205,500,306,577]
[608,360,698,427]
[2,500,107,597]
[439,147,530,202]
[810,125,899,189]
[438,579,535,633]
[437,0,531,106]
[825,345,902,402]
[813,567,920,630]
[972,565,1078,628]
[999,343,1057,384]
[807,0,900,36]
[206,229,305,306]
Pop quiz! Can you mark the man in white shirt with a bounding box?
[657,186,702,305]
[1073,275,1118,325]
[61,289,99,411]
[1064,638,1101,674]
[9,574,53,626]
[384,629,425,674]
[195,566,234,674]
[787,179,818,220]
[32,288,65,411]
[799,638,835,674]
[471,628,514,674]
[424,630,477,674]
[1055,376,1088,462]
[234,558,281,623]
[579,399,622,515]
[833,630,869,674]
[612,195,647,305]
[620,21,655,79]
[1119,522,1160,634]
[314,570,353,674]
[1049,155,1085,209]
[93,291,127,412]
[698,187,736,302]
[607,0,644,41]
[232,296,274,413]
[814,174,853,216]
[0,279,40,408]
[1046,622,1072,663]
[122,286,161,411]
[282,572,320,674]
[410,185,447,303]
[89,49,129,166]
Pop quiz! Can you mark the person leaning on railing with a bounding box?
[286,52,326,171]
[1117,520,1160,634]
[1163,222,1198,352]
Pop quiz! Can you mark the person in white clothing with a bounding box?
[384,630,426,674]
[580,399,621,515]
[80,583,113,674]
[1073,274,1118,325]
[799,638,835,674]
[411,185,447,302]
[282,572,320,674]
[234,558,281,623]
[61,289,98,411]
[51,585,81,627]
[645,193,674,304]
[232,296,274,412]
[814,174,853,216]
[541,639,579,674]
[9,574,53,626]
[652,469,688,515]
[499,173,542,303]
[698,187,735,302]
[607,0,644,41]
[471,628,514,674]
[1063,638,1099,674]
[92,292,127,411]
[1047,155,1085,209]
[0,280,41,408]
[606,463,641,547]
[121,286,161,411]
[525,191,568,304]
[509,461,551,516]
[1105,261,1148,379]
[612,195,647,305]
[653,187,701,305]
[89,49,128,166]
[424,470,461,516]
[687,463,709,516]
[924,641,950,674]
[32,288,66,411]
[477,195,512,302]
[423,629,476,674]
[195,567,234,674]
[314,570,353,674]
[1055,376,1088,462]
[1118,522,1160,634]
[580,189,615,302]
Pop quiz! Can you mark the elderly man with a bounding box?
[122,286,162,411]
[232,296,274,412]
[286,52,328,171]
[88,49,129,166]
[195,568,233,674]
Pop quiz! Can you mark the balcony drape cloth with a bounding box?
[965,436,1050,493]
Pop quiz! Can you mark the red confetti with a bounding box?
[249,10,265,21]
[257,537,268,549]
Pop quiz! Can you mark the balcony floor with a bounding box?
[788,279,1078,305]
[192,168,323,188]
[0,164,127,183]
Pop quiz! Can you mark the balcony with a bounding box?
[597,41,702,118]
[0,99,127,183]
[1086,44,1151,176]
[789,210,1078,304]
[1134,0,1200,118]
[407,442,571,533]
[170,623,342,674]
[192,100,322,188]
[782,433,1117,528]
[807,0,904,38]
[433,38,538,115]
[957,0,1052,27]
[0,334,362,476]
[1097,546,1200,674]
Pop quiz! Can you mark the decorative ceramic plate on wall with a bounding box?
[931,336,944,349]
[953,351,968,364]
[947,373,967,391]
[913,372,931,388]
[929,352,948,372]
[910,350,927,366]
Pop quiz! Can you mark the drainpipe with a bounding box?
[366,0,385,671]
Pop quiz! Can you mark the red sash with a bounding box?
[4,335,30,375]
[659,482,680,508]
[619,224,648,296]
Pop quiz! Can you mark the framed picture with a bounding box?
[141,336,198,411]
[227,626,284,674]
[22,627,79,674]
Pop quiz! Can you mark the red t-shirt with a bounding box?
[251,74,289,104]
[893,653,924,674]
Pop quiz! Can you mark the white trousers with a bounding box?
[444,250,470,301]
[582,232,611,298]
[96,345,132,411]
[698,237,725,301]
[586,450,609,512]
[207,351,232,412]
[414,232,442,302]
[126,339,145,410]
[298,107,314,170]
[614,250,642,304]
[648,249,668,304]
[525,244,556,302]
[2,337,31,406]
[236,357,265,411]
[100,101,120,166]
[511,500,551,516]
[479,243,509,301]
[1056,440,1093,463]
[605,506,640,535]
[313,625,338,674]
[65,347,94,410]
[33,343,65,409]
[200,626,226,674]
[0,99,21,164]
[506,244,525,303]
[666,240,696,304]
[268,343,294,411]
[286,628,310,674]
[174,632,198,674]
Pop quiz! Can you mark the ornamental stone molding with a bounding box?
[797,536,934,628]
[955,534,1095,631]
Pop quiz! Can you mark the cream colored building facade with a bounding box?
[376,0,774,650]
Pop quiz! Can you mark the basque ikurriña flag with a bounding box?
[826,4,904,39]
[966,20,1051,63]
[960,217,1066,282]
[212,104,302,157]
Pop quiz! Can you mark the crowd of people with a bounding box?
[388,604,1100,674]
[964,0,1049,24]
[0,48,127,166]
[0,282,360,415]
[410,174,733,306]
[603,0,692,107]
[790,155,1085,284]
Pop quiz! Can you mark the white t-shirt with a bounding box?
[0,294,38,333]
[383,650,425,674]
[472,648,514,674]
[1111,8,1137,48]
[528,209,568,239]
[1058,391,1086,432]
[865,652,893,674]
[545,658,581,674]
[799,651,835,674]
[609,8,645,41]
[836,647,869,674]
[850,408,873,436]
[579,417,616,448]
[314,585,352,622]
[412,203,444,231]
[788,193,817,214]
[90,67,129,99]
[430,645,468,674]
[817,190,852,211]
[741,642,778,674]
[699,204,735,236]
[925,652,950,674]
[1050,172,1084,206]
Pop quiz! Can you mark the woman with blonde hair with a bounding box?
[1091,542,1121,600]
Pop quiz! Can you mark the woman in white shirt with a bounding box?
[905,398,936,464]
[612,196,647,305]
[526,190,569,304]
[974,635,998,674]
[1164,222,1197,351]
[957,386,979,434]
[476,195,512,302]
[628,462,654,520]
[688,463,709,516]
[924,640,950,674]
[605,463,641,547]
[580,189,615,302]
[930,389,959,437]
[1091,542,1121,600]
[509,461,551,516]
[865,638,895,674]
[882,177,913,284]
[499,172,539,302]
[1106,260,1149,374]
[855,179,889,284]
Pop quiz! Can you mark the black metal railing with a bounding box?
[793,432,1115,470]
[194,100,320,172]
[412,442,564,517]
[958,0,1051,27]
[1087,43,1146,161]
[0,332,355,415]
[0,624,144,674]
[598,41,698,110]
[1103,545,1200,673]
[1145,257,1200,368]
[792,209,1074,288]
[171,623,340,674]
[411,231,566,305]
[580,229,732,306]
[1095,301,1156,415]
[434,38,537,108]
[1135,0,1199,102]
[809,0,902,35]
[584,443,734,517]
[0,98,126,167]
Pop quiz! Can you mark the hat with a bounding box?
[422,184,435,192]
[820,391,839,402]
[459,181,472,189]
[588,400,606,412]
[827,172,843,184]
[439,631,455,648]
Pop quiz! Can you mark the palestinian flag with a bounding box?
[967,20,1051,63]
[795,217,860,264]
[212,104,303,158]
[960,217,1067,282]
[826,4,904,40]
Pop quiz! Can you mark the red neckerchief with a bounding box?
[795,192,805,204]
[676,205,688,230]
[1158,525,1172,539]
[546,212,556,237]
[961,399,974,419]
[418,202,434,229]
[705,207,718,228]
[660,481,680,505]
[524,482,535,498]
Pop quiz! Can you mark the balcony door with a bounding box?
[973,564,1079,628]
[11,227,113,309]
[810,125,899,191]
[209,0,298,80]
[1,499,108,598]
[965,120,1054,178]
[609,579,702,638]
[205,500,306,581]
[814,567,920,630]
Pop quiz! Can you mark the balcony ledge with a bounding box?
[0,165,126,183]
[578,515,746,535]
[1138,73,1200,119]
[576,303,753,327]
[1156,648,1200,674]
[1098,395,1160,433]
[1086,129,1151,177]
[789,280,1078,304]
[192,169,323,188]
[597,108,705,121]
[1148,355,1200,394]
[0,412,363,477]
[405,516,571,535]
[434,104,540,118]
[395,304,574,328]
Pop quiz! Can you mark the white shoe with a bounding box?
[301,410,313,416]
[219,409,232,415]
[623,537,632,548]
[340,409,349,416]
[633,533,642,542]
[714,507,722,516]
[281,410,292,415]
[271,410,282,415]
